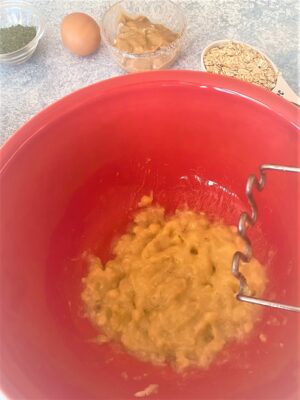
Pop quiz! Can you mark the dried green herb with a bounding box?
[0,24,37,54]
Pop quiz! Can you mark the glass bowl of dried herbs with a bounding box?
[0,1,45,64]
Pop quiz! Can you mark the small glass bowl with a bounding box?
[0,1,45,65]
[101,0,186,73]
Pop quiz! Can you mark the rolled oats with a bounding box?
[204,42,277,90]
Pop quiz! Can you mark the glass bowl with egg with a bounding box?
[101,0,186,72]
[0,0,45,65]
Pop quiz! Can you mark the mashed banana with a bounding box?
[81,197,266,371]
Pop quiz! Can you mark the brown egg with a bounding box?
[61,12,101,56]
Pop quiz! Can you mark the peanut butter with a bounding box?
[114,14,179,54]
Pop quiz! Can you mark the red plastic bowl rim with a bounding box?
[0,70,299,173]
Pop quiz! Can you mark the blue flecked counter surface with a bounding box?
[0,0,299,145]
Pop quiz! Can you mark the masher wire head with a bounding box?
[231,164,300,313]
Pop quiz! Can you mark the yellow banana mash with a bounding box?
[82,196,266,370]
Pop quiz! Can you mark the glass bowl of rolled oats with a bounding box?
[201,39,278,91]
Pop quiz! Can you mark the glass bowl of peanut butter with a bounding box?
[101,0,186,73]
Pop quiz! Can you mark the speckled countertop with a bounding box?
[0,0,299,145]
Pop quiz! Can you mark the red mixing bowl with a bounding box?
[0,71,299,399]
